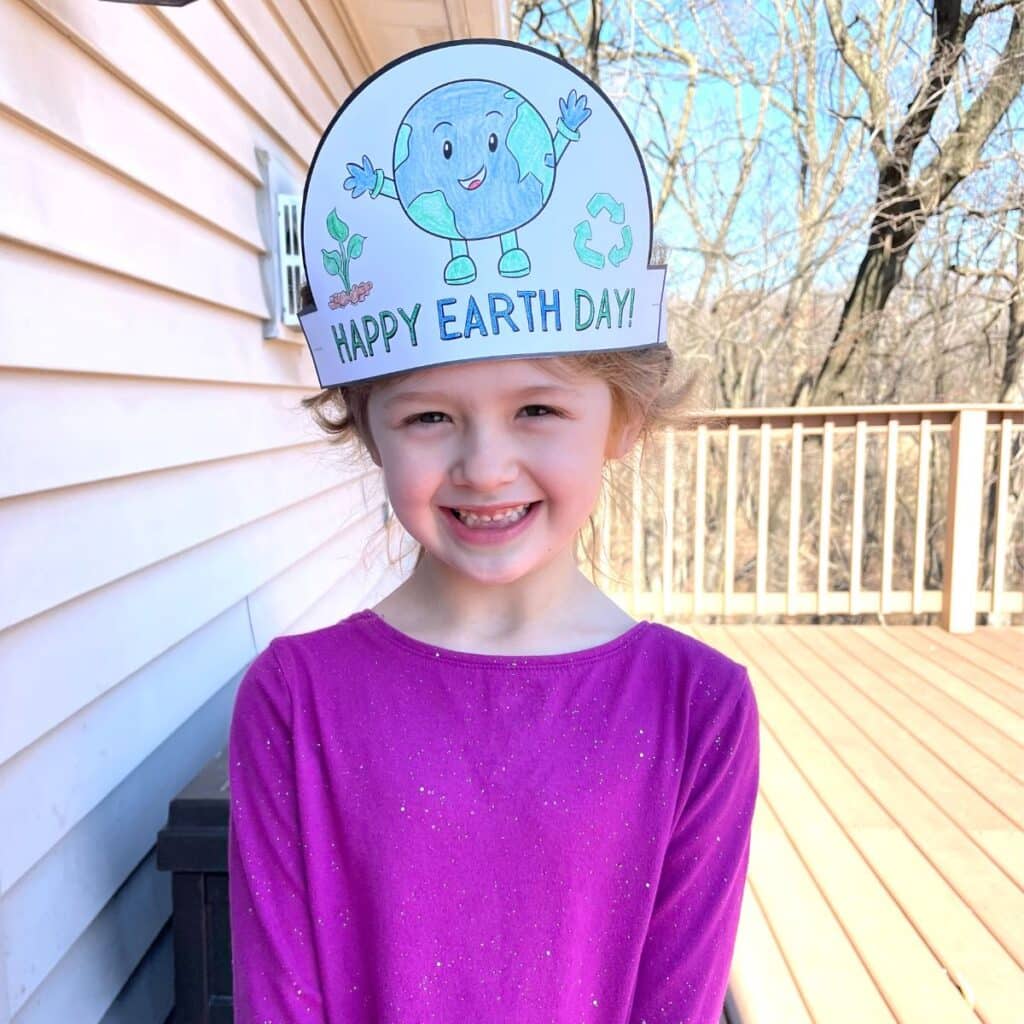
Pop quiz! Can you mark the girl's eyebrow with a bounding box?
[383,384,578,408]
[383,390,449,408]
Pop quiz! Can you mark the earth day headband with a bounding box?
[298,38,667,387]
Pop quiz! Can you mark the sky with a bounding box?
[515,0,1023,303]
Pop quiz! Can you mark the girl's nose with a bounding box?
[450,426,519,492]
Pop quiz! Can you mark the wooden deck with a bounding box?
[676,624,1024,1024]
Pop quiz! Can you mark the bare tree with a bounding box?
[793,0,1024,405]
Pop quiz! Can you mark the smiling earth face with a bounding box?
[393,80,556,242]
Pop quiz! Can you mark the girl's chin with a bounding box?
[432,551,540,581]
[422,544,580,589]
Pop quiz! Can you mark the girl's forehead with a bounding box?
[375,357,594,398]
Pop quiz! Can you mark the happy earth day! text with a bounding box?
[330,287,638,364]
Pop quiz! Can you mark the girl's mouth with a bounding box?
[458,166,487,191]
[442,501,540,544]
[450,503,532,528]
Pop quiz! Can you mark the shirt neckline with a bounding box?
[357,609,651,667]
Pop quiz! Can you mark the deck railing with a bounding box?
[595,403,1024,632]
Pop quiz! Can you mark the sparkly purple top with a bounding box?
[228,610,759,1023]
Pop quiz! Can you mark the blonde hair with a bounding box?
[302,346,709,583]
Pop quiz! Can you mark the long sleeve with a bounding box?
[227,643,325,1023]
[628,669,760,1024]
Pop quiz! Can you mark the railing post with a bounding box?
[940,408,987,634]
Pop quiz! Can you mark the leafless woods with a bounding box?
[514,0,1024,409]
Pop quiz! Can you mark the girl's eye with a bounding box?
[406,411,450,425]
[520,405,558,418]
[442,140,453,159]
[488,132,498,152]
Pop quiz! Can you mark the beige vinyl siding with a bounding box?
[0,1,429,1020]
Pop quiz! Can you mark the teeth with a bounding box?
[454,503,531,527]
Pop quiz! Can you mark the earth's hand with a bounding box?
[559,90,591,133]
[344,155,378,198]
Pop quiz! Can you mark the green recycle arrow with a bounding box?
[608,226,633,267]
[573,192,632,269]
[586,192,625,225]
[573,220,605,269]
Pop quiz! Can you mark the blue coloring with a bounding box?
[573,192,632,270]
[344,79,590,285]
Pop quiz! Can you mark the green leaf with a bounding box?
[322,248,343,276]
[347,234,365,260]
[326,210,349,244]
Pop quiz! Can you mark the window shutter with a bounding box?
[276,194,303,326]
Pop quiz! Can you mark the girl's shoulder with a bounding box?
[635,621,750,691]
[636,625,758,773]
[237,610,381,694]
[263,608,381,665]
[631,623,757,743]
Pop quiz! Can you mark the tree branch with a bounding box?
[918,1,1024,211]
[822,0,890,154]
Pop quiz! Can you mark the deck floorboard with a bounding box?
[672,624,1024,1024]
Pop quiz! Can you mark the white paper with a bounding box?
[300,40,666,386]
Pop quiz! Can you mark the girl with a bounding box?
[227,39,759,1024]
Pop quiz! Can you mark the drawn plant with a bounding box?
[322,210,366,292]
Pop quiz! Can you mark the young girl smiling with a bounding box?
[227,39,759,1024]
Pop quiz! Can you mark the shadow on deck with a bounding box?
[673,623,1024,1024]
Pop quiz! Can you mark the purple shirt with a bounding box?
[228,610,759,1023]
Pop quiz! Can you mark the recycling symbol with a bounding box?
[573,192,633,270]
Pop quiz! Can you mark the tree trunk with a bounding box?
[794,0,1024,407]
[800,190,924,404]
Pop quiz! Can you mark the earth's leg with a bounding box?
[498,231,530,278]
[444,240,476,285]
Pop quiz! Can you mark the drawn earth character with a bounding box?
[343,80,591,285]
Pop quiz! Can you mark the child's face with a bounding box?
[366,358,630,587]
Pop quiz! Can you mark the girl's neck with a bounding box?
[372,550,635,655]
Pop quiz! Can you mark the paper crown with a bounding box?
[298,39,667,387]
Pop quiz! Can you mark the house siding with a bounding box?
[0,1,438,1019]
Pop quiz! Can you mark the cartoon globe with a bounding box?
[343,77,590,285]
[394,80,554,242]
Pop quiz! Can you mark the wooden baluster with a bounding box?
[818,418,834,615]
[694,424,707,617]
[787,420,803,617]
[850,418,866,615]
[912,417,931,616]
[725,422,739,617]
[757,421,771,617]
[881,417,898,617]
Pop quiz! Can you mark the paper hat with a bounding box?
[299,39,667,387]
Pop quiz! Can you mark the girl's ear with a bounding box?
[605,409,645,460]
[357,422,382,467]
